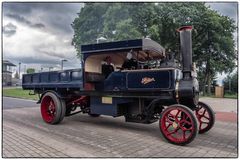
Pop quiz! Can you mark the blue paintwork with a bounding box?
[90,96,133,116]
[82,39,144,63]
[102,69,175,92]
[22,68,176,93]
[81,39,142,54]
[127,70,174,90]
[22,69,83,90]
[103,72,127,91]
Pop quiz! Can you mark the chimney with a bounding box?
[178,26,193,79]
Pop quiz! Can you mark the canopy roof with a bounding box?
[81,39,165,60]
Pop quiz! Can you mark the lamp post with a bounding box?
[61,59,67,70]
[24,65,26,74]
[18,62,21,79]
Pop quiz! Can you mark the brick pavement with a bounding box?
[2,97,238,158]
[3,126,68,158]
[199,97,237,113]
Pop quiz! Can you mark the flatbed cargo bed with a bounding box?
[22,69,83,90]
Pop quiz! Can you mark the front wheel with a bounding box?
[41,92,66,124]
[159,104,198,145]
[195,101,215,134]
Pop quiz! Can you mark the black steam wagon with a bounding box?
[22,26,215,145]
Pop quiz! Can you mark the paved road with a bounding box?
[199,97,237,113]
[2,97,238,158]
[3,97,38,110]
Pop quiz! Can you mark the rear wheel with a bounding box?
[159,104,198,145]
[41,92,66,124]
[195,101,215,134]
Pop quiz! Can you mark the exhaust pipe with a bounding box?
[177,26,199,108]
[178,26,193,79]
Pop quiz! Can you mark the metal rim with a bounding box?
[41,95,56,123]
[160,107,195,143]
[195,102,212,133]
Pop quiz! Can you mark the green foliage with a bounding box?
[224,93,238,99]
[3,88,38,100]
[26,68,35,74]
[72,2,237,94]
[223,71,238,94]
[114,18,142,40]
[72,3,110,54]
[103,3,131,40]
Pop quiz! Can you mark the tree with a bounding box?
[72,2,237,95]
[72,3,111,55]
[26,68,35,74]
[191,8,236,95]
[223,71,238,94]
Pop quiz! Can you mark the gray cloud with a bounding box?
[33,23,45,28]
[36,49,66,59]
[3,53,59,65]
[3,2,83,69]
[3,3,83,34]
[207,2,238,23]
[3,3,32,14]
[3,3,81,14]
[3,22,17,37]
[6,13,45,29]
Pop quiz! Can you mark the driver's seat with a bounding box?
[102,64,114,78]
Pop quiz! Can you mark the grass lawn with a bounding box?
[3,88,39,100]
[224,93,238,99]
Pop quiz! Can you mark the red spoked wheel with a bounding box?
[195,101,215,134]
[159,104,198,145]
[41,92,66,124]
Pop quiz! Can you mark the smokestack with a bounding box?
[178,26,193,79]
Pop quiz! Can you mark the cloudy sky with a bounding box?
[3,3,83,73]
[2,2,238,80]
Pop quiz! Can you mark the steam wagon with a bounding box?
[22,26,215,145]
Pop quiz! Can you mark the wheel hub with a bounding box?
[172,122,178,129]
[47,101,55,114]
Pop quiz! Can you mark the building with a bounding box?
[3,60,16,86]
